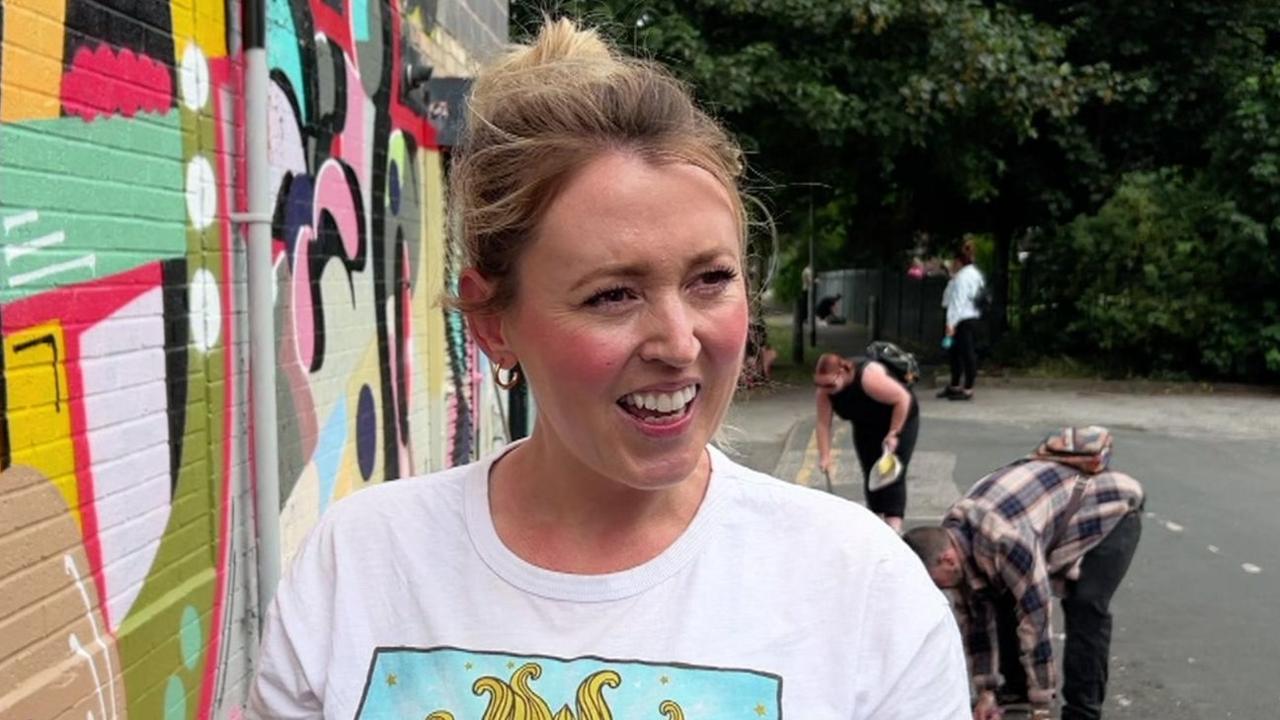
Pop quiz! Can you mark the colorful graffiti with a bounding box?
[0,0,498,715]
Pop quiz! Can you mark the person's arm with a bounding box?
[943,279,959,334]
[994,535,1057,712]
[815,387,835,473]
[859,362,912,454]
[248,521,337,719]
[964,587,1002,705]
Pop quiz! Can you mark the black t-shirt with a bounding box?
[829,360,919,431]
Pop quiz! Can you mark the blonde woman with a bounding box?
[249,19,968,719]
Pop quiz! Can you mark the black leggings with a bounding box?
[852,412,918,517]
[949,319,978,390]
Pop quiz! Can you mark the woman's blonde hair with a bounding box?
[450,17,748,314]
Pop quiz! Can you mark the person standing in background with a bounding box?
[939,239,984,400]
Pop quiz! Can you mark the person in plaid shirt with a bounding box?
[904,427,1144,720]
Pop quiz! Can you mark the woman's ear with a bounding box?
[459,269,512,362]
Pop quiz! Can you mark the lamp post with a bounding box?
[792,182,831,352]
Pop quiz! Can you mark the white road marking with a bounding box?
[1242,563,1262,574]
[1164,521,1184,532]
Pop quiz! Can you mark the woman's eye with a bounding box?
[694,267,739,290]
[584,287,634,307]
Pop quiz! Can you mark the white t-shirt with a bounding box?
[248,445,970,719]
[942,264,985,328]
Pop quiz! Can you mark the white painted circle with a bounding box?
[186,156,217,230]
[180,44,211,111]
[190,268,222,352]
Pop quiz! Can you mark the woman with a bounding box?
[940,239,985,400]
[249,19,967,719]
[814,352,919,532]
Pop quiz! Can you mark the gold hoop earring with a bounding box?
[493,362,521,390]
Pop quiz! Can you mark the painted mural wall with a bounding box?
[0,0,507,716]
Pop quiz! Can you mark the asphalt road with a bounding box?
[721,383,1280,719]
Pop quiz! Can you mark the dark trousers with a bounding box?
[996,511,1142,719]
[949,319,978,389]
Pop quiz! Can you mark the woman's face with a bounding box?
[496,152,748,490]
[814,363,851,393]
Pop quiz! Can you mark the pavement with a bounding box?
[717,368,1280,720]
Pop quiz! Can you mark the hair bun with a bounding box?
[517,17,613,67]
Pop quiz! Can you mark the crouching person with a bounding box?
[904,427,1144,720]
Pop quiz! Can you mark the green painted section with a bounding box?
[0,113,188,301]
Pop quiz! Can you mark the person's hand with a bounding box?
[818,456,832,474]
[945,324,956,337]
[972,691,1001,720]
[882,434,899,455]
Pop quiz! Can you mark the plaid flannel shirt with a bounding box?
[942,427,1144,705]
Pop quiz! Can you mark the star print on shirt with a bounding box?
[386,674,397,687]
[754,703,767,716]
[660,675,670,685]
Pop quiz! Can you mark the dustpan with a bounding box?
[868,449,903,492]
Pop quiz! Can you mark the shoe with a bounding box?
[936,386,959,399]
[949,390,974,401]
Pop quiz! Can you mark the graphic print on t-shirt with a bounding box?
[354,646,782,719]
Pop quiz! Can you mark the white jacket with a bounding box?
[942,264,985,328]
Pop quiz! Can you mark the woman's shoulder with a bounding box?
[317,461,478,529]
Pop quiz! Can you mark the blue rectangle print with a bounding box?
[356,646,783,719]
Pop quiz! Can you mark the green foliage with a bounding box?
[1025,171,1279,379]
[512,1,1280,382]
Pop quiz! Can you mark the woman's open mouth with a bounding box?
[618,384,699,426]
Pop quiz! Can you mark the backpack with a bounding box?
[865,341,920,386]
[974,283,992,315]
[972,273,992,315]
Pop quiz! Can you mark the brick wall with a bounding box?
[0,0,507,716]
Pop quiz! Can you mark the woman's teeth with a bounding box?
[623,385,698,414]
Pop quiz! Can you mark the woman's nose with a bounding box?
[638,296,700,367]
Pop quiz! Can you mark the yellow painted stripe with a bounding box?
[796,430,844,488]
[1,0,67,122]
[4,323,81,529]
[171,0,227,62]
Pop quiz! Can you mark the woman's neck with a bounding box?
[487,432,711,574]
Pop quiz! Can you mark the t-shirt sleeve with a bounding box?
[851,549,971,719]
[247,518,337,719]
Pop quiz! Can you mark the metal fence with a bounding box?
[817,268,950,360]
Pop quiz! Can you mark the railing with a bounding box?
[817,268,950,360]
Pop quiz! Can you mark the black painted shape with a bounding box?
[304,160,368,375]
[62,0,174,72]
[355,384,376,480]
[161,259,189,499]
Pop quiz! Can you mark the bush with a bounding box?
[1022,170,1279,381]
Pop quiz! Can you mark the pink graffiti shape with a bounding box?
[314,159,363,260]
[291,225,317,370]
[62,43,174,121]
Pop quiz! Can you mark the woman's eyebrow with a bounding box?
[567,263,649,293]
